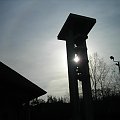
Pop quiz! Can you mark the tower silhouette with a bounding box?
[57,13,96,120]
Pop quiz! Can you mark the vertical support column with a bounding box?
[77,40,93,120]
[66,32,80,120]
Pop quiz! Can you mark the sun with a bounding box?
[74,54,80,63]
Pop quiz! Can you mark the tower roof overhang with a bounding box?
[57,13,96,41]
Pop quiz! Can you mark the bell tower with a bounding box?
[57,13,96,120]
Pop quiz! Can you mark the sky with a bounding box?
[0,0,120,97]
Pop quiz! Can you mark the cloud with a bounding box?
[46,75,69,96]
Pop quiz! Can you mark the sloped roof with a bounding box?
[0,61,46,103]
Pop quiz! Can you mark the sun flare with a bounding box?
[74,54,80,63]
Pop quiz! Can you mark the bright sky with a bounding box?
[0,0,120,97]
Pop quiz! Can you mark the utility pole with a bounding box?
[57,13,96,120]
[110,56,120,74]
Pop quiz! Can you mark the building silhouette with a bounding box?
[0,61,46,120]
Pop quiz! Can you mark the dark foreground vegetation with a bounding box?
[93,95,120,120]
[30,103,72,120]
[29,94,120,120]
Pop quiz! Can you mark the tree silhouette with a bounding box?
[89,53,120,99]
